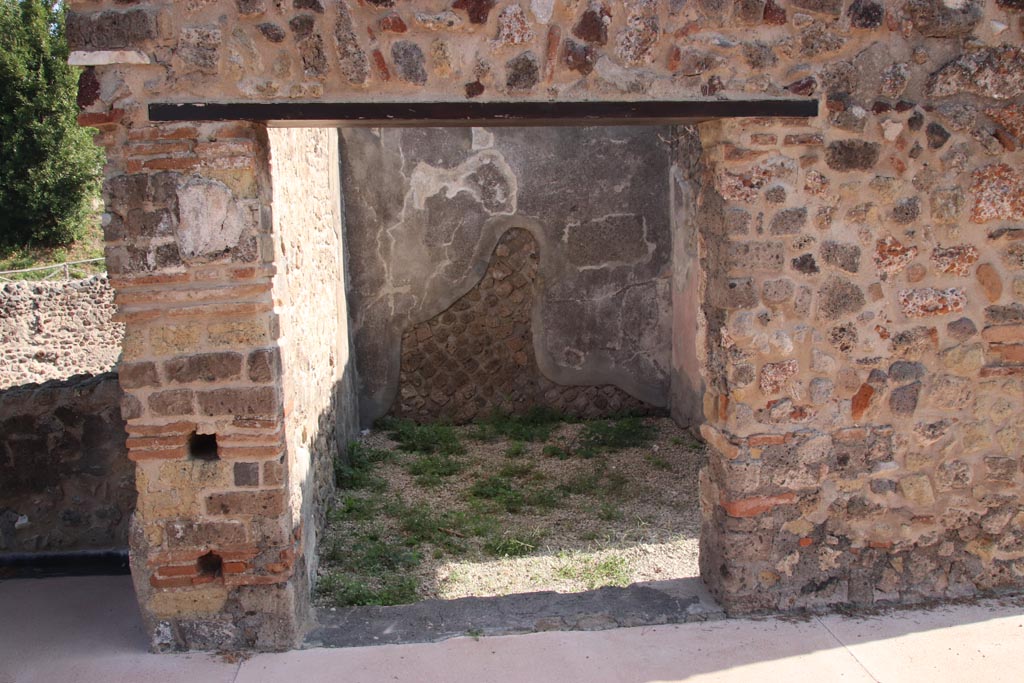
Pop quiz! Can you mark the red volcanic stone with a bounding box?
[77,67,100,108]
[378,13,407,33]
[495,5,533,45]
[786,76,817,96]
[847,0,884,28]
[720,493,797,518]
[976,263,1003,303]
[993,128,1018,152]
[667,45,682,72]
[564,39,597,75]
[371,49,390,81]
[804,170,830,196]
[928,45,1024,100]
[704,75,724,95]
[851,383,875,421]
[763,0,787,24]
[573,2,611,45]
[987,104,1024,140]
[930,244,979,276]
[759,359,799,395]
[452,0,498,24]
[898,288,967,317]
[616,12,659,65]
[971,163,1024,223]
[874,235,918,277]
[718,156,797,202]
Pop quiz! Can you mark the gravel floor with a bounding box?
[317,416,706,605]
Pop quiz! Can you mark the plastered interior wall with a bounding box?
[341,125,677,425]
[66,0,1024,651]
[389,227,662,422]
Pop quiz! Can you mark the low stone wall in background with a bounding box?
[0,373,133,554]
[0,276,123,390]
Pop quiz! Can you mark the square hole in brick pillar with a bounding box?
[188,432,219,461]
[196,550,223,579]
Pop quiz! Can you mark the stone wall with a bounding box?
[696,104,1024,611]
[67,0,1024,649]
[394,228,657,422]
[0,277,122,389]
[342,126,675,425]
[266,127,358,598]
[0,373,133,555]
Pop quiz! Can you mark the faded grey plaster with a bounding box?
[341,126,679,426]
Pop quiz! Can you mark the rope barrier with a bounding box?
[0,258,105,281]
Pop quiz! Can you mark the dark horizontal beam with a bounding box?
[149,99,818,126]
[0,549,130,578]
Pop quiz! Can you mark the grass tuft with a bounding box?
[406,452,464,486]
[468,475,525,513]
[556,554,631,590]
[378,417,465,456]
[470,407,565,443]
[542,444,571,460]
[484,532,543,558]
[316,572,419,607]
[334,441,391,490]
[328,495,377,522]
[576,417,655,456]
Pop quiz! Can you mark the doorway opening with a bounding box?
[266,122,713,639]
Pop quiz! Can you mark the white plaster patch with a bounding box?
[407,150,517,215]
[881,119,904,141]
[68,50,151,66]
[291,444,310,518]
[471,127,495,150]
[776,551,800,577]
[771,330,794,354]
[176,178,244,262]
[594,56,654,93]
[531,0,555,23]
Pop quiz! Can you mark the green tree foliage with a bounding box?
[0,0,103,248]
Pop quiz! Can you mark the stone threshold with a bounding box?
[148,99,818,126]
[305,576,723,649]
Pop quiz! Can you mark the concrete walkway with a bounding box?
[1,576,1021,683]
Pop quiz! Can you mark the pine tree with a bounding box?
[0,0,103,248]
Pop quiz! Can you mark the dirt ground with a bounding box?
[315,415,706,607]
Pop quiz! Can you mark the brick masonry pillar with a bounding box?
[88,103,306,649]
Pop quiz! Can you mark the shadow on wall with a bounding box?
[0,373,134,556]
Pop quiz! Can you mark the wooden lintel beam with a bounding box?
[148,99,818,127]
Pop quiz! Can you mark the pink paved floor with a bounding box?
[1,575,1022,683]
